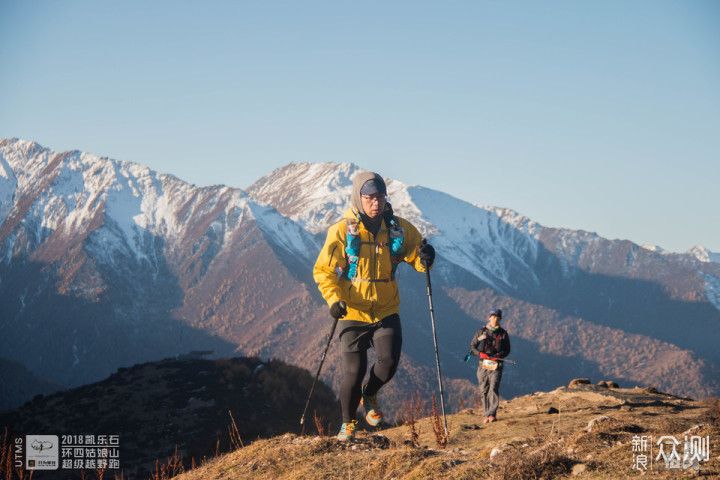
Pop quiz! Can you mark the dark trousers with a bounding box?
[477,366,503,417]
[340,334,402,423]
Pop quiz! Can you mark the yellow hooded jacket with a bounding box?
[313,207,430,323]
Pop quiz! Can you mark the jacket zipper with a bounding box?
[328,245,337,267]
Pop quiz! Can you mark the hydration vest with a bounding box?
[343,207,404,281]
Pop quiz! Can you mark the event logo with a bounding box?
[25,435,59,470]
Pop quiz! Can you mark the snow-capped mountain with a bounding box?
[249,162,720,314]
[0,139,326,392]
[688,245,720,264]
[249,161,720,397]
[2,140,720,413]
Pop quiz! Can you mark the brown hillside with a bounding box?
[173,383,719,480]
[0,357,340,480]
[449,286,720,399]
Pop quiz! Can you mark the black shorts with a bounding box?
[338,314,402,353]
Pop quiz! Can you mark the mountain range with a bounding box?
[1,138,719,416]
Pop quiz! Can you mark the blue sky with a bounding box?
[1,1,718,252]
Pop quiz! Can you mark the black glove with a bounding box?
[329,301,347,320]
[418,239,435,268]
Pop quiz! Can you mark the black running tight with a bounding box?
[340,334,402,423]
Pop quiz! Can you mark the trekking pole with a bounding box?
[464,352,517,365]
[425,269,448,436]
[300,302,344,426]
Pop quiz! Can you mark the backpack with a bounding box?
[343,206,404,281]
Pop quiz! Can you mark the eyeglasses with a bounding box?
[361,195,386,205]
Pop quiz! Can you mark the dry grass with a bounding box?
[174,434,480,480]
[487,442,574,480]
[703,397,720,428]
[0,428,9,480]
[0,428,32,480]
[150,447,184,480]
[170,385,720,480]
[430,395,449,449]
[228,410,245,450]
[396,392,426,448]
[312,410,326,437]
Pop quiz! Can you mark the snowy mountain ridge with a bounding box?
[248,161,720,298]
[247,161,720,399]
[3,138,720,407]
[688,245,720,264]
[4,140,719,312]
[0,138,328,390]
[0,139,316,270]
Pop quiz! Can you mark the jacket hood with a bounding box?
[351,171,386,215]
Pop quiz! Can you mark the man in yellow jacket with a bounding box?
[313,171,435,441]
